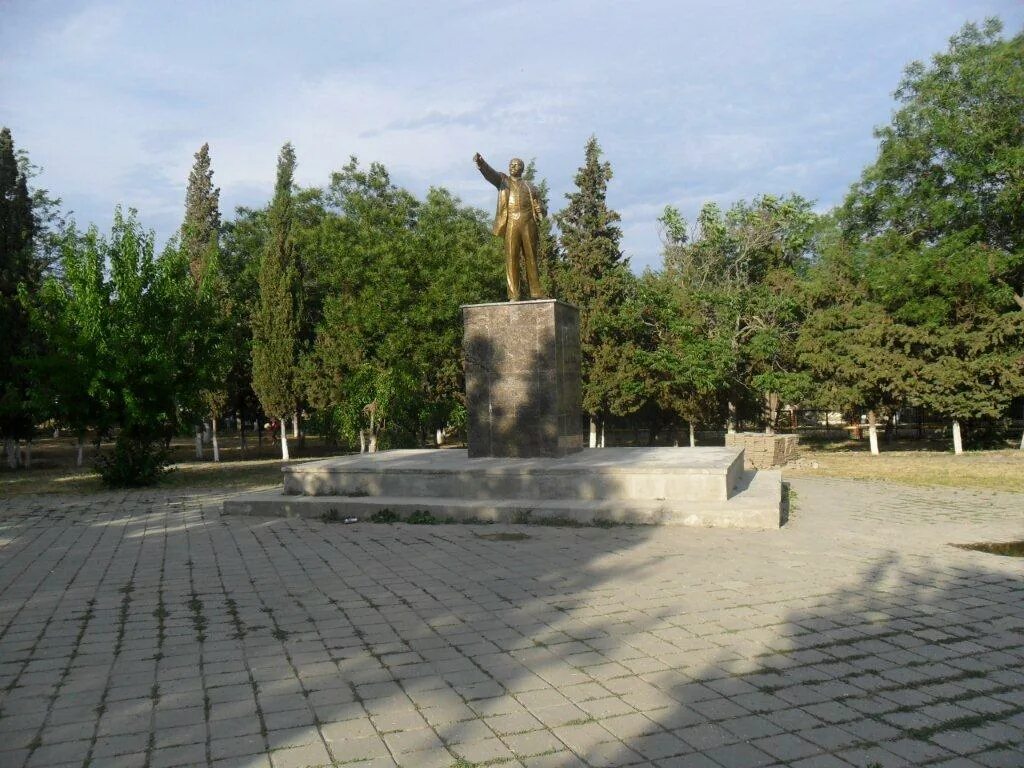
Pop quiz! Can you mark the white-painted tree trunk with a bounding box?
[76,436,84,467]
[727,400,737,434]
[1019,428,1024,450]
[599,422,606,448]
[868,410,880,456]
[589,418,597,448]
[195,428,204,460]
[202,422,211,444]
[952,419,963,455]
[689,422,696,447]
[764,392,777,435]
[359,429,367,453]
[436,428,444,447]
[5,439,17,469]
[292,412,299,439]
[280,420,290,461]
[211,417,220,463]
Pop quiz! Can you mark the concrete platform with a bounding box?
[223,447,784,529]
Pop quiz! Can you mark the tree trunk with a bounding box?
[280,419,290,461]
[868,409,879,456]
[436,428,444,447]
[952,419,963,455]
[239,419,247,459]
[689,422,696,447]
[727,400,737,434]
[1019,427,1023,450]
[599,420,606,448]
[292,412,299,439]
[195,428,204,460]
[212,417,220,463]
[23,441,31,469]
[76,436,84,468]
[369,409,378,453]
[589,418,597,448]
[5,439,17,469]
[359,429,367,454]
[764,392,778,435]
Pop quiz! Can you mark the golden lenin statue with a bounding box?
[473,153,546,301]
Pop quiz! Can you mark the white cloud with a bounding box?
[4,0,1022,265]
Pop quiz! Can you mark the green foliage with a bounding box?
[406,509,437,524]
[181,144,231,430]
[181,143,221,284]
[302,158,503,448]
[661,194,818,430]
[252,143,300,422]
[0,127,43,444]
[370,508,399,523]
[27,225,108,440]
[35,209,211,484]
[634,269,732,431]
[834,19,1024,430]
[96,434,171,487]
[220,206,268,428]
[554,136,640,424]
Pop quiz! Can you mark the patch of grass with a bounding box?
[370,508,400,524]
[529,516,586,528]
[320,508,341,523]
[785,448,1024,492]
[475,532,531,542]
[407,510,438,525]
[187,593,207,642]
[952,540,1024,557]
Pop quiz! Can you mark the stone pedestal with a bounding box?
[725,432,800,469]
[462,299,584,458]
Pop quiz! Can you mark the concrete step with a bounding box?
[224,469,782,529]
[283,447,744,502]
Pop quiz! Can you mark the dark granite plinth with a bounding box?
[463,299,584,458]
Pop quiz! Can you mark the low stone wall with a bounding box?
[725,432,799,469]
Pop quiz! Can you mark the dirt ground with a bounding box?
[3,431,1024,496]
[0,431,343,496]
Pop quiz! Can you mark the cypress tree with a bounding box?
[252,143,300,460]
[182,142,221,284]
[181,143,228,460]
[0,127,40,466]
[555,136,635,446]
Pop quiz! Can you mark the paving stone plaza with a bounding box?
[1,477,1022,768]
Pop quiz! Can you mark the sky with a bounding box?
[3,0,1023,273]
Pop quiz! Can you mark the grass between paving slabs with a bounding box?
[785,448,1024,493]
[952,540,1024,557]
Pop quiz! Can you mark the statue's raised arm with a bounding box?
[473,153,504,189]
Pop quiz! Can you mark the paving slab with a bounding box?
[0,475,1022,767]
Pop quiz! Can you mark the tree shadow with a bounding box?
[3,484,1022,767]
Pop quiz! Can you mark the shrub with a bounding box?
[96,435,171,487]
